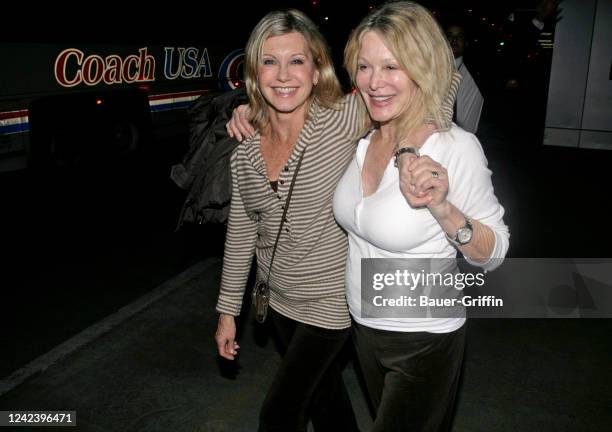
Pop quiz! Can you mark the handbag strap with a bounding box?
[265,147,307,285]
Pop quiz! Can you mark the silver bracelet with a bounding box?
[394,147,420,167]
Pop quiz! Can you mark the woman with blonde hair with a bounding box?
[214,9,361,432]
[334,2,509,430]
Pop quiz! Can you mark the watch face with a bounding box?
[457,227,473,244]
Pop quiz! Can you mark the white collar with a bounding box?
[454,56,464,70]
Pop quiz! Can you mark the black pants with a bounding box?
[258,309,359,432]
[352,322,466,432]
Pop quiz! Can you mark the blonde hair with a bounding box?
[244,9,343,129]
[344,1,454,141]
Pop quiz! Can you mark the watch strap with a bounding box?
[446,217,473,247]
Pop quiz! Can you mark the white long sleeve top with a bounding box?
[333,126,509,333]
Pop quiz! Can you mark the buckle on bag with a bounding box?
[252,280,270,323]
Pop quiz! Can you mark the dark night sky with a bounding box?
[6,1,536,44]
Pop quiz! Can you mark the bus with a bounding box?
[0,43,244,171]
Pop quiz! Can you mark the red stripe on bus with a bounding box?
[0,110,29,121]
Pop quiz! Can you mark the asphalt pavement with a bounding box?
[1,256,610,431]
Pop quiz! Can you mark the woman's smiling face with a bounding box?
[257,31,320,116]
[355,31,417,126]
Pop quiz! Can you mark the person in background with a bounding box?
[334,2,509,430]
[446,22,484,134]
[504,0,562,142]
[506,0,561,46]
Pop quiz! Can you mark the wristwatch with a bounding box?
[447,218,473,247]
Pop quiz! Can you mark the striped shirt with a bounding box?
[216,94,361,329]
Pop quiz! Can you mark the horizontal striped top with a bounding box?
[216,94,361,329]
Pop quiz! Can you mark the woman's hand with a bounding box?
[398,154,449,210]
[215,313,240,360]
[226,104,255,142]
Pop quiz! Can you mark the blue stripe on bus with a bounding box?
[149,100,193,113]
[0,123,30,135]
